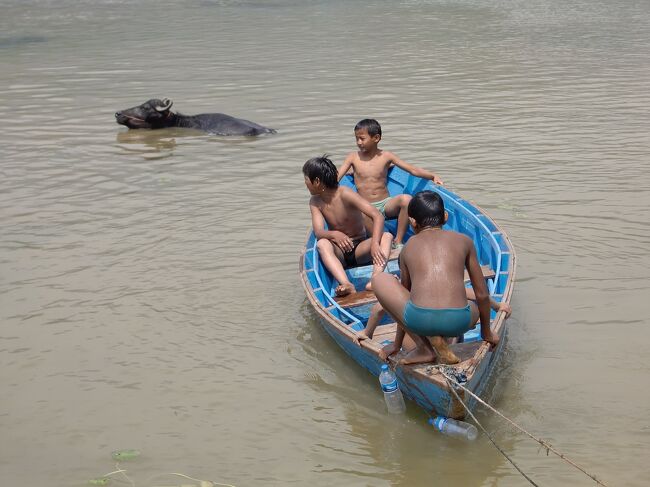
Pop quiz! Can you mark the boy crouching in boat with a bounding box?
[303,155,393,296]
[371,190,501,365]
[356,291,511,362]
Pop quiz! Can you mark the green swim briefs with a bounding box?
[370,197,391,215]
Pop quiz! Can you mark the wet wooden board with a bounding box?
[360,322,483,364]
[334,264,496,308]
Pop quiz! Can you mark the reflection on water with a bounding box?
[115,130,178,158]
[1,0,649,486]
[0,35,47,48]
[297,303,520,486]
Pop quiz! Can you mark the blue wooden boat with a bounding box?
[299,167,516,418]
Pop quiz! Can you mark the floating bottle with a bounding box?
[378,364,406,414]
[429,416,478,441]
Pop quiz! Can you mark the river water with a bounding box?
[1,1,649,486]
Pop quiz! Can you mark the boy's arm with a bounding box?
[465,238,499,349]
[466,287,512,318]
[337,154,354,182]
[399,252,411,291]
[341,188,387,267]
[387,151,444,185]
[309,201,355,252]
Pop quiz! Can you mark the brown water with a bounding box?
[1,1,649,486]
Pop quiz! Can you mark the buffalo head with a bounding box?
[115,98,174,129]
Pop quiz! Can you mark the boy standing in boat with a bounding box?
[303,156,393,296]
[371,190,501,365]
[337,119,444,248]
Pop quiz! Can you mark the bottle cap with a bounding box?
[381,364,388,371]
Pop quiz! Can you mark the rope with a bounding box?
[431,365,610,487]
[442,374,540,487]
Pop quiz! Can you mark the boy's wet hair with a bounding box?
[408,190,445,227]
[354,119,382,137]
[303,155,339,189]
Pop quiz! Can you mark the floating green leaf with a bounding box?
[111,449,140,461]
[88,477,110,485]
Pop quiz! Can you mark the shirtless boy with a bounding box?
[337,119,444,248]
[303,155,393,296]
[370,190,502,365]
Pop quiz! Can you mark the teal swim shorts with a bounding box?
[402,301,472,337]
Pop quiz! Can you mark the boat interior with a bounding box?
[303,169,512,365]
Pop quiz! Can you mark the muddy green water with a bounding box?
[1,1,649,485]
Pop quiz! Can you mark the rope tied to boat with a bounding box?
[426,364,610,487]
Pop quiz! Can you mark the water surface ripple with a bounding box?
[1,0,649,486]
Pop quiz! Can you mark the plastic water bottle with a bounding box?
[429,416,478,441]
[378,364,406,414]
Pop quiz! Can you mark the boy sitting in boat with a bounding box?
[337,119,444,249]
[371,190,501,365]
[303,155,393,296]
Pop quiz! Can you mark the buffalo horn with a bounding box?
[155,98,173,112]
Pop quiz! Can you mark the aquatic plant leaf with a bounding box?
[88,477,110,485]
[111,449,141,460]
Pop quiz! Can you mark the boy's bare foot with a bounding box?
[430,336,460,364]
[335,282,355,296]
[379,342,400,361]
[397,347,436,365]
[365,280,373,291]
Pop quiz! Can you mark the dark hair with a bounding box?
[354,119,382,137]
[302,155,339,189]
[408,191,445,227]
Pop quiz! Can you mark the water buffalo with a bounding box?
[115,98,276,136]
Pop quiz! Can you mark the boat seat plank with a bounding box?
[335,289,377,308]
[358,322,483,365]
[335,264,495,308]
[370,323,398,343]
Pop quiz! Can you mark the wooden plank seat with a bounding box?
[360,321,484,365]
[370,323,398,343]
[334,264,496,309]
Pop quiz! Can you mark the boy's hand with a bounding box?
[482,330,500,351]
[431,173,444,185]
[330,231,353,252]
[498,302,512,319]
[371,242,386,268]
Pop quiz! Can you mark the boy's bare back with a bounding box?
[401,229,474,308]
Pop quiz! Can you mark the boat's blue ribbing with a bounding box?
[308,242,362,328]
